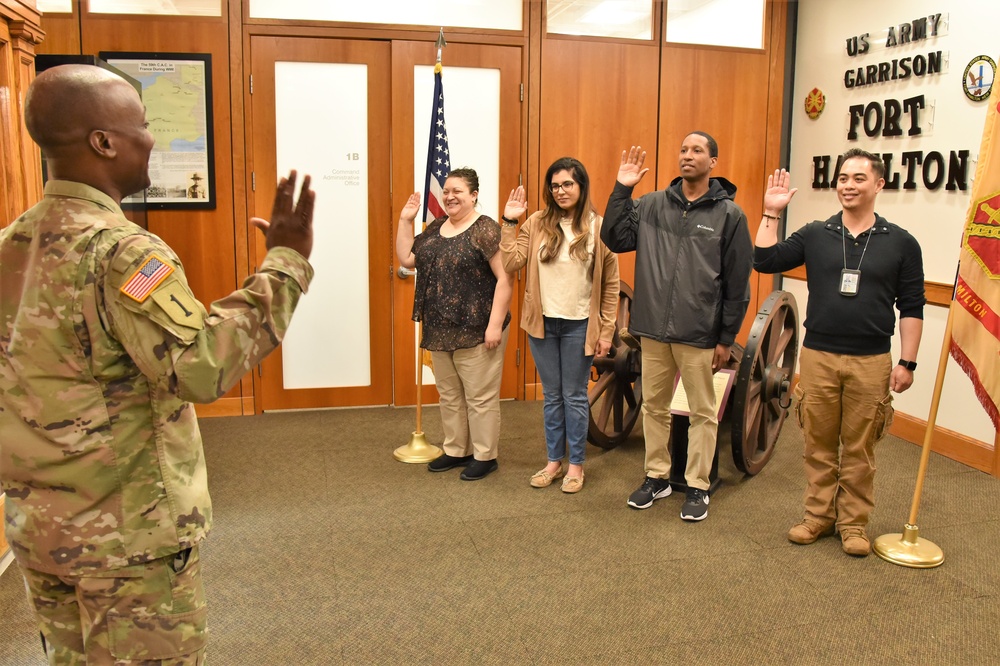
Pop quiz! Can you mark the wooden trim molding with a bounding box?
[194,397,250,418]
[890,410,997,475]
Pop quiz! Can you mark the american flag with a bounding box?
[422,65,451,225]
[120,255,174,303]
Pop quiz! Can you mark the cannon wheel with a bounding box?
[730,291,799,475]
[586,284,642,449]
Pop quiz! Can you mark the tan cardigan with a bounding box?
[500,210,619,355]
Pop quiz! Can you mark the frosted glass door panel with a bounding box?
[412,64,501,384]
[249,0,521,30]
[275,62,372,389]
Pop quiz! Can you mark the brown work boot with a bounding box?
[840,526,871,557]
[787,520,833,545]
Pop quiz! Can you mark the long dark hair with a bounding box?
[537,157,596,263]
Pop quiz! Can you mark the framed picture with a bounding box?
[99,51,215,210]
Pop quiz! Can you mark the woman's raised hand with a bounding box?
[503,185,527,221]
[400,192,421,223]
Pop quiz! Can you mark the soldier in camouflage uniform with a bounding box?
[0,64,315,664]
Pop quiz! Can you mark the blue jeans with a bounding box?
[528,317,594,465]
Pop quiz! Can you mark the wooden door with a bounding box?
[390,41,523,406]
[249,37,393,409]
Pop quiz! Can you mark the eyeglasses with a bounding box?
[550,181,577,193]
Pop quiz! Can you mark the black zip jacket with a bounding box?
[601,177,753,348]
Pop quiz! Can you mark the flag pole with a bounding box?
[394,29,448,464]
[872,308,950,568]
[875,86,1000,567]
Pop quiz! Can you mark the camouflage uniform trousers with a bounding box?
[19,546,207,665]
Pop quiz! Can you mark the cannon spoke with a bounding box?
[732,291,799,475]
[588,284,641,449]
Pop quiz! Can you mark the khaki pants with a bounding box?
[640,338,718,491]
[794,348,894,529]
[20,546,207,665]
[431,326,509,461]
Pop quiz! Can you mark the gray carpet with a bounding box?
[2,401,999,665]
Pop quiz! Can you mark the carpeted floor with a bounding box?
[2,401,999,665]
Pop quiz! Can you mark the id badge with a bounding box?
[840,268,860,296]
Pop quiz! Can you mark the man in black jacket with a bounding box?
[602,133,752,521]
[754,151,924,557]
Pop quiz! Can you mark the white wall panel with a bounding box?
[275,62,372,389]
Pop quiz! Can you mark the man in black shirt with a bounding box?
[754,149,925,557]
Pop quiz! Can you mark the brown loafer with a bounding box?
[787,520,834,545]
[529,467,564,488]
[561,474,584,494]
[840,526,871,557]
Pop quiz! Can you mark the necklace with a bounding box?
[840,218,873,297]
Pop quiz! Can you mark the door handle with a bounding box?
[397,266,416,279]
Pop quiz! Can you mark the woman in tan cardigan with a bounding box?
[499,157,619,492]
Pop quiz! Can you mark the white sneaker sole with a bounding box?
[626,485,672,509]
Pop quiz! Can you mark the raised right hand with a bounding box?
[617,146,650,187]
[400,192,421,223]
[763,169,797,214]
[504,186,527,220]
[250,170,314,260]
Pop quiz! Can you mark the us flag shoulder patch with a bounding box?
[120,254,174,303]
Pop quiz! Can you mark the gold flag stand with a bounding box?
[394,322,443,463]
[873,308,952,568]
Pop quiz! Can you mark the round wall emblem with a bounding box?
[805,87,825,119]
[964,55,996,102]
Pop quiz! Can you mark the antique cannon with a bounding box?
[587,285,799,478]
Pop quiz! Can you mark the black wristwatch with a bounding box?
[501,215,519,226]
[898,359,917,371]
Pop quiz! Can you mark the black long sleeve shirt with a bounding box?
[754,212,925,355]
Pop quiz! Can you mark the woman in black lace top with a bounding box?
[395,168,512,480]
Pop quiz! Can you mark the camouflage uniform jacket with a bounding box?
[0,180,313,574]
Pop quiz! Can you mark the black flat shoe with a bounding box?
[427,454,474,472]
[460,459,498,481]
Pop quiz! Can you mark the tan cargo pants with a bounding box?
[794,348,894,529]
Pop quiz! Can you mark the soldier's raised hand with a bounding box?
[617,146,650,187]
[251,170,315,260]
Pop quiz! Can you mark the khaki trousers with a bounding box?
[431,326,509,461]
[640,338,718,491]
[794,348,894,529]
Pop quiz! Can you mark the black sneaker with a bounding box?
[427,454,473,472]
[460,458,498,481]
[680,488,709,521]
[626,476,672,509]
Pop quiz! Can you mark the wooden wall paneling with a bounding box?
[12,19,43,208]
[228,0,254,415]
[79,13,246,415]
[35,11,79,55]
[0,20,18,226]
[757,0,792,309]
[538,38,660,294]
[1,0,43,226]
[519,0,543,400]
